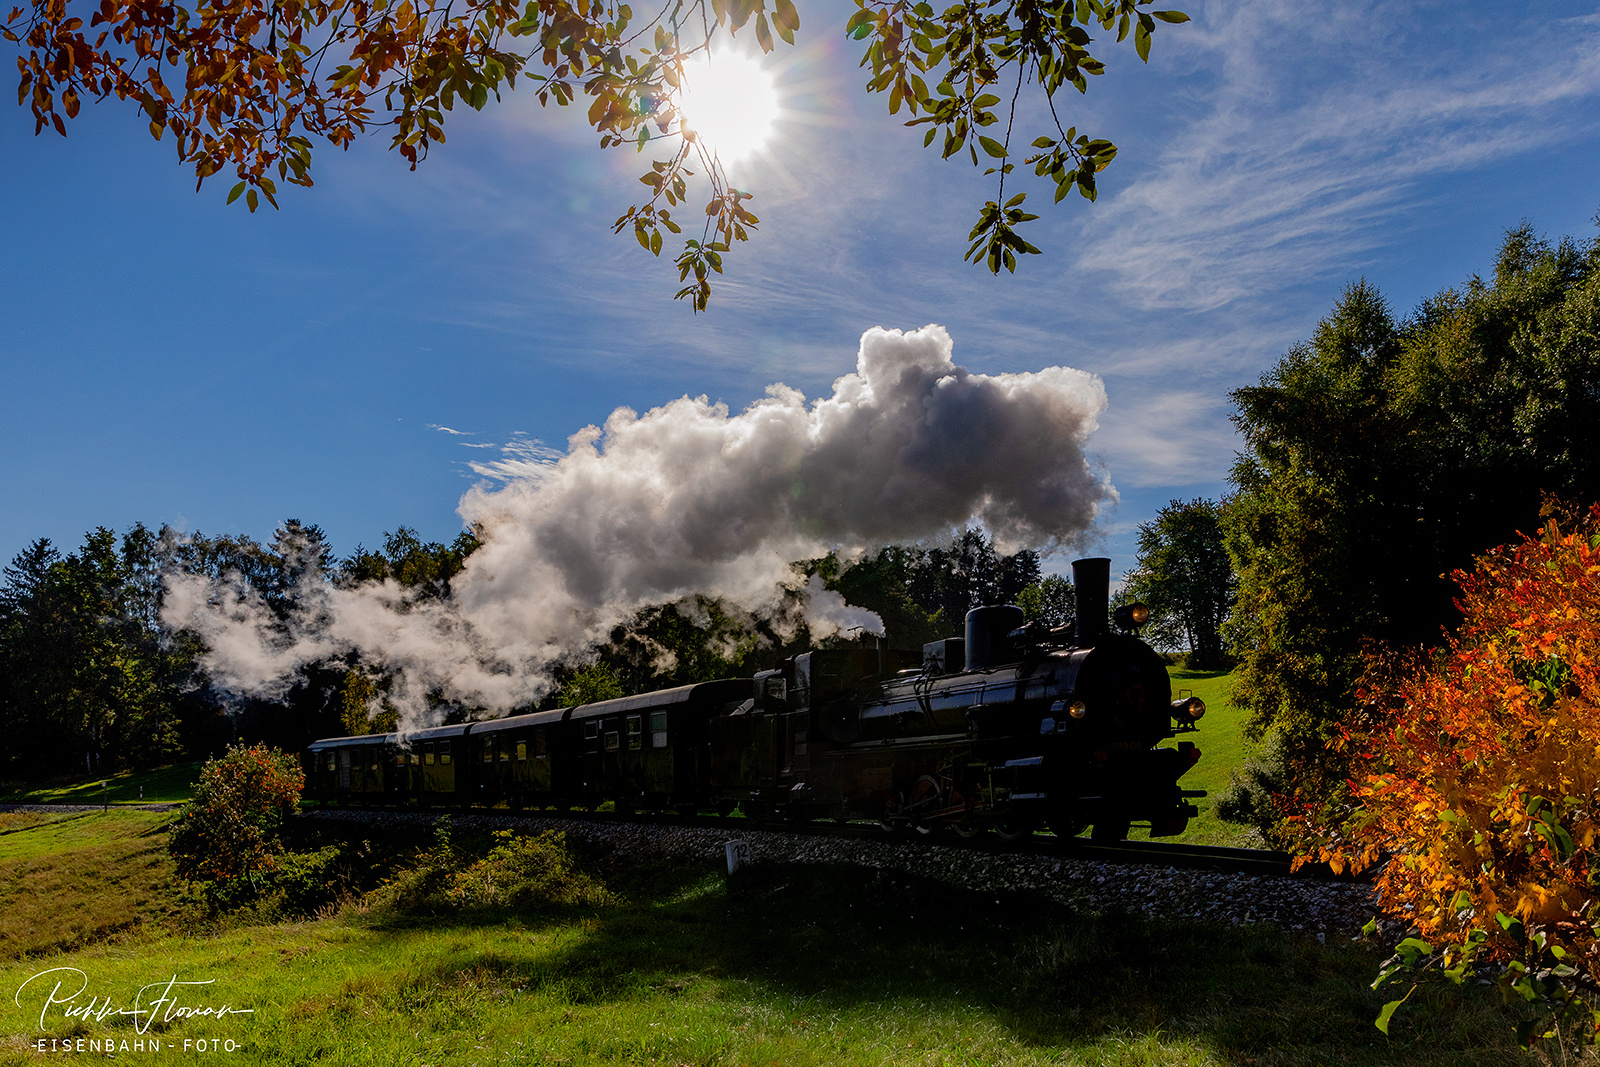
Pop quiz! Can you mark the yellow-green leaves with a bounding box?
[964,191,1039,274]
[859,0,1186,273]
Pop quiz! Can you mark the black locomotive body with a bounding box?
[305,558,1203,840]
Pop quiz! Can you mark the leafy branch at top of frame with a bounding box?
[845,0,1187,274]
[4,0,786,306]
[6,0,1188,306]
[593,0,786,310]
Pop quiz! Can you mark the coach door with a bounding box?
[580,718,604,799]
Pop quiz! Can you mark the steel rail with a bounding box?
[299,800,1371,882]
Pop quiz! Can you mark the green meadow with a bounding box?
[1161,667,1262,848]
[0,763,202,808]
[0,801,1548,1067]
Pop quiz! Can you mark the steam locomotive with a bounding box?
[304,558,1204,841]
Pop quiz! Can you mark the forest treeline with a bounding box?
[0,521,1066,781]
[1217,221,1600,840]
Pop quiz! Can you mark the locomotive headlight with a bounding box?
[1170,696,1206,722]
[1113,602,1151,632]
[1068,700,1088,719]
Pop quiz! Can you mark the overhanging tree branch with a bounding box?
[4,0,1185,307]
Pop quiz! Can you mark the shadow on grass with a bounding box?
[354,857,1539,1067]
[0,762,201,806]
[1169,668,1236,683]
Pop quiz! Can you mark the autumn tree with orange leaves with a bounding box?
[1312,504,1600,1047]
[3,0,1186,307]
[169,743,304,901]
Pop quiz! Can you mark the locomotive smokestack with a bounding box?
[1072,557,1111,647]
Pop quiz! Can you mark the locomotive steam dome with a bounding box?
[965,604,1026,670]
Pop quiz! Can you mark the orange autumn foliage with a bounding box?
[1322,503,1600,989]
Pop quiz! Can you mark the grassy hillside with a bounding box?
[0,809,181,959]
[0,813,1540,1067]
[0,763,201,807]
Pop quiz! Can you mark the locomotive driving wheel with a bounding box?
[1048,809,1088,839]
[995,817,1035,841]
[1091,817,1131,842]
[906,775,946,836]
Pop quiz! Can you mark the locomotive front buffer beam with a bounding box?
[996,742,1203,840]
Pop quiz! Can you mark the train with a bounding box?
[304,558,1205,841]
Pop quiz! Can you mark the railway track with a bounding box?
[299,801,1367,882]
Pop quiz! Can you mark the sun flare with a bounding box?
[677,52,779,163]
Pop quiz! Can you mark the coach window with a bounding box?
[534,728,548,759]
[499,741,511,761]
[626,715,643,751]
[325,752,336,772]
[650,711,668,749]
[584,720,600,754]
[516,741,527,761]
[483,740,494,764]
[370,752,381,772]
[604,729,621,753]
[395,751,406,767]
[410,749,420,766]
[424,743,435,766]
[440,741,451,765]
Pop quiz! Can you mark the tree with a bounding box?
[0,526,191,776]
[904,527,1041,627]
[1316,506,1600,1048]
[339,525,481,598]
[3,0,1187,308]
[586,592,800,695]
[1221,222,1600,842]
[558,662,624,706]
[1015,573,1072,629]
[822,529,1041,649]
[168,743,304,904]
[339,666,398,733]
[825,544,944,649]
[1122,498,1232,667]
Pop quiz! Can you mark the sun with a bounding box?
[677,51,780,164]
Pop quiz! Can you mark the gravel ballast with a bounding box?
[300,807,1379,940]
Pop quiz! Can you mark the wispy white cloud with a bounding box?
[1078,0,1600,313]
[1093,387,1241,488]
[466,437,565,482]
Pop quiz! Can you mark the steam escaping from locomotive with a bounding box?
[162,324,1114,731]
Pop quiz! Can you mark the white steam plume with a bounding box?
[162,324,1113,730]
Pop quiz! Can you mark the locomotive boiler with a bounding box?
[305,557,1204,841]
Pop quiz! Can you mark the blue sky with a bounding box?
[4,0,1599,585]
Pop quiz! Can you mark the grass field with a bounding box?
[1162,666,1263,848]
[0,809,181,960]
[0,812,1548,1067]
[0,763,201,807]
